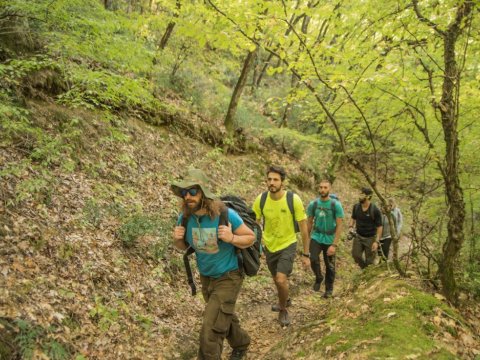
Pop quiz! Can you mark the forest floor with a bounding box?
[236,253,347,360]
[2,102,479,360]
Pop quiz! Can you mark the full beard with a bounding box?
[269,186,281,193]
[184,199,203,215]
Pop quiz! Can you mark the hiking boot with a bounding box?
[271,298,292,312]
[278,309,290,326]
[229,348,247,360]
[313,281,322,292]
[323,290,333,299]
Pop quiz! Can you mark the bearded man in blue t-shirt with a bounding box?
[171,169,255,360]
[306,179,344,298]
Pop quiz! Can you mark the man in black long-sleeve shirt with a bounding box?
[349,187,383,269]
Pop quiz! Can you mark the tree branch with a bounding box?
[411,0,445,36]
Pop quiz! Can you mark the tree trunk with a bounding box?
[104,0,113,10]
[159,23,176,49]
[437,1,473,303]
[159,0,180,50]
[224,49,257,135]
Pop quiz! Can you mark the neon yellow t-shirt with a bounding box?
[252,191,307,252]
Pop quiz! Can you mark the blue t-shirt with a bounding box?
[178,208,243,278]
[307,198,344,245]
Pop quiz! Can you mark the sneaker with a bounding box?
[278,309,290,326]
[313,281,322,292]
[229,348,247,360]
[323,290,333,299]
[271,298,292,312]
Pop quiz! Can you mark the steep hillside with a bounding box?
[1,1,479,359]
[0,98,314,359]
[1,100,479,359]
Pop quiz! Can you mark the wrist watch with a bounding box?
[302,253,310,258]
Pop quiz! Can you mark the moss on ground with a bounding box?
[265,265,468,359]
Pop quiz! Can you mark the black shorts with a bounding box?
[264,242,297,277]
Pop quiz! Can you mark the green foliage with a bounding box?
[460,262,480,298]
[117,213,169,248]
[89,296,120,332]
[117,214,155,248]
[43,340,70,360]
[58,65,161,112]
[15,319,42,359]
[14,319,71,360]
[134,313,153,331]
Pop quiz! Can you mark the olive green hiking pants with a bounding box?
[352,234,376,269]
[198,270,250,360]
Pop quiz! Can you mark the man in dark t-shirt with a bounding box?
[349,187,383,269]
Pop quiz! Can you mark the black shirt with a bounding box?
[351,203,382,237]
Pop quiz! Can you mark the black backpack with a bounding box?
[259,190,299,233]
[353,202,377,222]
[182,195,262,295]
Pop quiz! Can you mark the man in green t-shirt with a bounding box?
[306,180,344,298]
[252,165,310,327]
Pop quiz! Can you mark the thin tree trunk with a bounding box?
[224,49,257,135]
[469,191,475,263]
[159,0,180,50]
[436,1,473,303]
[159,23,176,49]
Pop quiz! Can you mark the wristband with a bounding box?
[302,253,310,258]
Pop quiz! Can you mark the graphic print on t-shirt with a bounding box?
[192,227,219,254]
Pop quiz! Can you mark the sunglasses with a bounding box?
[181,188,199,197]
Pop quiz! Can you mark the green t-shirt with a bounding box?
[307,198,344,245]
[252,191,307,252]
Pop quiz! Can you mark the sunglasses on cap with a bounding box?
[181,187,199,197]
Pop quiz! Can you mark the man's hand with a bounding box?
[327,245,336,256]
[173,226,185,241]
[371,241,379,252]
[218,223,234,243]
[302,256,310,269]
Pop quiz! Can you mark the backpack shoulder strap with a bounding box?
[369,204,376,222]
[311,198,318,217]
[183,247,196,296]
[259,191,268,215]
[286,191,300,232]
[219,207,229,227]
[286,191,295,218]
[180,213,197,296]
[353,203,360,218]
[330,198,337,219]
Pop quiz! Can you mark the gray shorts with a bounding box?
[264,242,297,276]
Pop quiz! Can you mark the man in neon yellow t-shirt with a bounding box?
[252,165,310,327]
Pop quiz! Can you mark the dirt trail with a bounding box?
[229,257,350,360]
[228,235,413,359]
